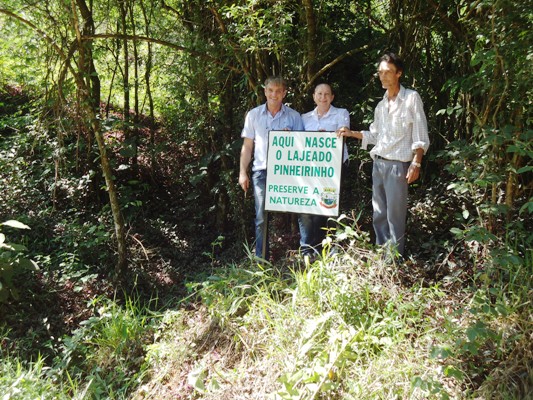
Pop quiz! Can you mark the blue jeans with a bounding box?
[298,214,327,255]
[372,159,410,256]
[252,170,269,259]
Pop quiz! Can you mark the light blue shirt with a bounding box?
[241,103,304,171]
[301,105,350,162]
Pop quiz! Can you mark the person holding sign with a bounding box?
[239,76,304,259]
[337,53,429,259]
[299,83,350,256]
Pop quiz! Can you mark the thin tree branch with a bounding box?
[208,6,256,91]
[304,44,370,92]
[425,0,469,44]
[160,0,180,18]
[83,33,241,73]
[0,8,67,61]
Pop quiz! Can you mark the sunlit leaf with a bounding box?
[2,220,30,230]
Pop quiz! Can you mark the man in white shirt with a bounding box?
[300,83,349,256]
[239,76,304,259]
[338,53,430,258]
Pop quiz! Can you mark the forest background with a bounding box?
[0,0,531,399]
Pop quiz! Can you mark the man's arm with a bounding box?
[239,138,254,192]
[336,105,379,147]
[336,127,362,139]
[407,91,429,184]
[406,147,424,184]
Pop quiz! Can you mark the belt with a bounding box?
[374,155,409,163]
[374,155,408,163]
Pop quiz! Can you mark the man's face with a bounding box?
[264,83,287,108]
[377,61,402,90]
[313,84,334,109]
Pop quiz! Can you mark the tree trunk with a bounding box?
[140,0,156,176]
[129,0,140,174]
[73,0,128,274]
[302,0,318,83]
[93,122,128,274]
[118,0,133,165]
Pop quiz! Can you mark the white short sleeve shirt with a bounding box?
[241,103,304,171]
[301,105,350,162]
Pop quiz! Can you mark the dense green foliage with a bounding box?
[0,220,38,301]
[0,0,531,398]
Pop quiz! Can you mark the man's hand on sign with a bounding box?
[336,126,362,139]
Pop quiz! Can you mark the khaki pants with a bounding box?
[371,158,410,257]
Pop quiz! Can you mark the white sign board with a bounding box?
[265,130,343,216]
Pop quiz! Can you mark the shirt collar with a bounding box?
[261,103,287,116]
[398,85,407,100]
[313,105,337,118]
[383,85,406,101]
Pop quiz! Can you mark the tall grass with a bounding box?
[0,354,75,399]
[133,221,531,399]
[55,295,157,398]
[1,294,158,400]
[1,223,530,399]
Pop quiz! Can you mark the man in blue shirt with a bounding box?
[239,76,304,259]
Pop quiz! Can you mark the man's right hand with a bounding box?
[239,172,249,192]
[239,137,254,194]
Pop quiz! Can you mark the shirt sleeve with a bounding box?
[338,108,350,129]
[361,125,379,151]
[241,109,256,139]
[337,109,350,162]
[409,92,430,153]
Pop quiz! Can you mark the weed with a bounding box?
[55,294,158,398]
[0,353,73,399]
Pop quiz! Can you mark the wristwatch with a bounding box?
[411,161,421,168]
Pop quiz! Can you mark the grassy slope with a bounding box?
[132,232,532,400]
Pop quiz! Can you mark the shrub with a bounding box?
[0,220,38,302]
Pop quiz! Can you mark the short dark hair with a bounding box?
[264,76,287,89]
[379,52,404,73]
[314,83,335,96]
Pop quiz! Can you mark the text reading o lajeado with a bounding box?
[286,150,333,162]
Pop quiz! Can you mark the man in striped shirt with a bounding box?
[338,52,430,258]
